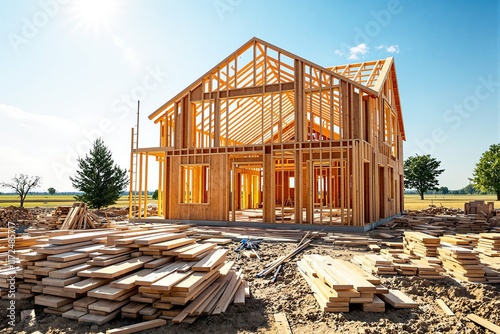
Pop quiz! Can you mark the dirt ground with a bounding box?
[1,239,499,334]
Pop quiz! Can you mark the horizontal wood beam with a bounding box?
[195,82,295,102]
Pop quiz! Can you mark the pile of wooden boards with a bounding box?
[298,255,418,313]
[0,223,247,327]
[437,246,487,283]
[322,233,380,247]
[352,252,444,279]
[30,203,105,231]
[403,231,441,257]
[475,233,500,257]
[465,200,495,216]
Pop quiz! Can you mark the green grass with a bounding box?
[404,194,500,211]
[0,194,132,208]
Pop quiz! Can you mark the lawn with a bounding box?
[403,193,500,211]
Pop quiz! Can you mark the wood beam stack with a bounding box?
[6,224,248,326]
[403,231,440,257]
[476,233,500,257]
[437,246,486,283]
[297,255,418,313]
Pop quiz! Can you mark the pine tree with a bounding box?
[70,138,128,209]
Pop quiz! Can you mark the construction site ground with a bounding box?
[1,240,499,333]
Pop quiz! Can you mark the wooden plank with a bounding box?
[87,254,132,267]
[233,281,246,305]
[379,289,418,308]
[435,298,454,316]
[47,251,88,262]
[88,284,137,300]
[48,231,117,245]
[110,268,155,289]
[136,261,190,286]
[42,276,81,287]
[89,299,129,313]
[177,243,216,259]
[105,319,167,334]
[121,302,147,314]
[78,309,120,325]
[62,309,87,320]
[144,257,174,269]
[150,271,192,292]
[74,296,98,309]
[211,271,242,314]
[90,256,154,278]
[35,295,73,308]
[466,314,500,333]
[274,312,292,334]
[64,277,112,293]
[148,238,196,250]
[49,263,92,279]
[134,233,187,245]
[192,249,228,272]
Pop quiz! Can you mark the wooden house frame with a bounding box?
[130,37,405,227]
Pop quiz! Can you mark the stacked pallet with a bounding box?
[403,232,441,257]
[19,224,247,326]
[465,200,494,216]
[437,246,486,283]
[298,255,418,313]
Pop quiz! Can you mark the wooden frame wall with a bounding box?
[130,37,405,226]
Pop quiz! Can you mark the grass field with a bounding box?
[0,193,498,211]
[403,193,500,211]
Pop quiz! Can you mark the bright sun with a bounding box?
[71,0,119,34]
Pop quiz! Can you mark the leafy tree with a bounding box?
[1,174,41,207]
[471,144,500,200]
[439,186,449,194]
[70,138,128,209]
[404,154,445,200]
[47,187,56,195]
[152,189,158,200]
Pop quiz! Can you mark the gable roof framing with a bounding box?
[149,37,405,144]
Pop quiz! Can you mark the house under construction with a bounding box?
[129,37,405,227]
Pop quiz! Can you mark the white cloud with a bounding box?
[334,49,343,57]
[0,104,78,132]
[348,43,369,60]
[386,45,400,53]
[375,45,384,50]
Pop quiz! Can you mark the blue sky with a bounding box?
[0,0,498,192]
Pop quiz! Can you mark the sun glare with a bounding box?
[70,0,119,34]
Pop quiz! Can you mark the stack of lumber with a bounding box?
[322,233,379,247]
[59,202,101,230]
[475,233,500,257]
[4,223,248,326]
[440,234,478,249]
[34,206,72,230]
[465,200,494,216]
[404,232,441,257]
[437,246,486,283]
[297,255,418,313]
[353,252,444,279]
[351,254,397,275]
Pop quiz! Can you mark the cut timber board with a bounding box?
[49,263,92,279]
[110,269,155,289]
[148,238,196,250]
[192,249,228,272]
[134,233,187,245]
[136,261,190,286]
[379,289,418,308]
[48,231,117,245]
[35,295,73,308]
[88,284,137,300]
[47,252,88,262]
[89,299,129,313]
[274,312,292,334]
[467,314,500,333]
[90,256,154,278]
[64,277,112,293]
[78,309,120,325]
[436,298,454,316]
[105,319,167,334]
